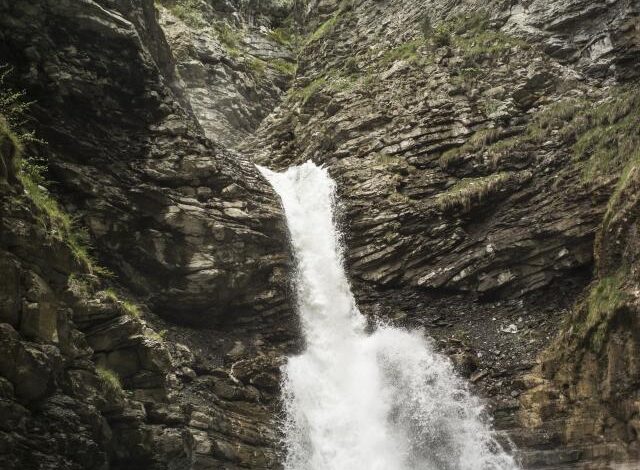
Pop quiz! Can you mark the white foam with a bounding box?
[258,161,519,470]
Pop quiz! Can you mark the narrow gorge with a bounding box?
[0,0,639,469]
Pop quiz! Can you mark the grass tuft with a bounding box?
[156,0,206,28]
[103,288,141,318]
[97,366,124,396]
[434,172,514,212]
[439,128,503,169]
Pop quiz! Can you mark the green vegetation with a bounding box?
[307,14,340,44]
[214,21,243,51]
[268,26,299,48]
[419,15,433,39]
[103,288,141,318]
[424,12,527,58]
[21,176,110,274]
[0,66,39,150]
[478,87,640,180]
[247,57,267,78]
[290,69,356,105]
[97,366,124,396]
[156,0,206,28]
[375,11,528,88]
[434,172,513,212]
[271,58,297,76]
[381,40,427,67]
[1,66,109,275]
[439,128,503,169]
[575,271,630,352]
[567,89,640,181]
[146,329,168,342]
[306,0,353,44]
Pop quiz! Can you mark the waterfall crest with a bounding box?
[258,161,518,470]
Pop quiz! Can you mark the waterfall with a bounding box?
[258,161,519,470]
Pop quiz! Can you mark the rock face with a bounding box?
[0,0,293,328]
[0,0,296,468]
[0,0,639,469]
[520,157,640,465]
[249,0,618,300]
[156,0,297,148]
[0,177,290,468]
[246,0,640,467]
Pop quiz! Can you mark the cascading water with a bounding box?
[258,161,519,470]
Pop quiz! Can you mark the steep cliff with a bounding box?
[247,0,640,467]
[0,0,297,468]
[0,0,639,469]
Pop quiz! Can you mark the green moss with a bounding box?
[97,366,124,396]
[434,172,513,212]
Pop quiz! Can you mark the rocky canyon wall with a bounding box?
[1,0,297,468]
[248,0,640,467]
[0,0,639,468]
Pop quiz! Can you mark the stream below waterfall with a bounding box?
[258,161,519,470]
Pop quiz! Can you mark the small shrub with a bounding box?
[432,28,451,48]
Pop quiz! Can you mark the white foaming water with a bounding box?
[258,161,519,470]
